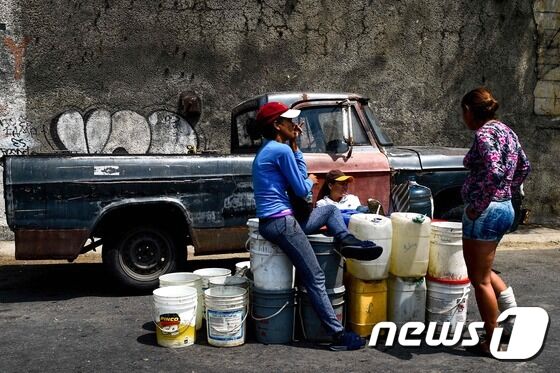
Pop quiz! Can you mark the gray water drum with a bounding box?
[299,285,345,342]
[307,234,343,289]
[251,287,296,344]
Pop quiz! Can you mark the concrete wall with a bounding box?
[0,0,558,234]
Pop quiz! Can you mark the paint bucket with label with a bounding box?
[426,277,470,333]
[299,286,345,342]
[159,272,203,330]
[307,233,343,289]
[251,287,296,344]
[153,285,197,348]
[204,286,249,347]
[387,275,426,327]
[428,221,467,281]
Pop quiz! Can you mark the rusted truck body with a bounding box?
[3,92,469,289]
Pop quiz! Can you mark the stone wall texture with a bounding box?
[0,0,559,230]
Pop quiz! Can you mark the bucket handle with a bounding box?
[425,287,470,315]
[207,306,249,336]
[245,237,251,251]
[251,301,290,321]
[152,304,197,333]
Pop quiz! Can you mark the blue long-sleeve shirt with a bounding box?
[252,139,313,218]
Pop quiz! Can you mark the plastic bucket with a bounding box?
[307,234,343,289]
[387,275,426,327]
[252,287,296,344]
[428,222,467,281]
[344,273,387,337]
[347,214,392,280]
[192,268,232,290]
[390,213,431,277]
[235,261,251,276]
[209,276,250,290]
[299,286,345,342]
[249,232,294,290]
[153,286,197,348]
[204,286,249,347]
[426,277,470,333]
[159,272,203,330]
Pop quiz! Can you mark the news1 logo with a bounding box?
[368,307,549,360]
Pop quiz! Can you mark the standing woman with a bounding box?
[252,102,382,351]
[460,88,531,355]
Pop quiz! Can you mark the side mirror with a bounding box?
[326,139,349,154]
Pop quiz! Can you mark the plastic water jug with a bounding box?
[408,181,433,218]
[347,214,392,280]
[390,212,431,277]
[387,275,426,326]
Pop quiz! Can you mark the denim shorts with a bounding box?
[462,200,514,242]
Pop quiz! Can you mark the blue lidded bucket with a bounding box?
[252,287,296,344]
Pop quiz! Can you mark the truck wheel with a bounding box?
[103,225,177,290]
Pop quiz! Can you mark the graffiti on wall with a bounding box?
[0,116,37,155]
[534,1,560,115]
[49,108,198,154]
[3,36,31,80]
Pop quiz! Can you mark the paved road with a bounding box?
[0,248,558,372]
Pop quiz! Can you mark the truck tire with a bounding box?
[103,225,178,290]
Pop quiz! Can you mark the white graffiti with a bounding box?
[51,109,198,154]
[0,115,37,155]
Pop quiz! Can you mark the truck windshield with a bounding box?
[363,105,393,146]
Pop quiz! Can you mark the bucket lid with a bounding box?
[307,233,335,243]
[426,275,471,285]
[431,221,462,232]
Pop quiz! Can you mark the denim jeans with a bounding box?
[258,205,349,335]
[462,200,514,242]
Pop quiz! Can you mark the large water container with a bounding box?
[387,275,426,327]
[344,273,387,337]
[428,221,468,281]
[347,214,392,280]
[389,212,431,277]
[408,181,433,218]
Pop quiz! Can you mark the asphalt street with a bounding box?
[0,243,558,372]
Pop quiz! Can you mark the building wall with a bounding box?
[0,0,558,238]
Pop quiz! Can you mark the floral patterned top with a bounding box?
[461,120,531,214]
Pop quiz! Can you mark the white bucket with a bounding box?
[247,218,260,237]
[390,213,431,277]
[193,268,232,290]
[153,286,197,348]
[347,214,393,280]
[426,278,470,333]
[204,286,249,347]
[428,221,467,281]
[159,272,203,330]
[249,232,295,291]
[235,261,251,276]
[209,276,250,290]
[387,275,426,327]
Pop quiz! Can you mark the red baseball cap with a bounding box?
[256,102,301,126]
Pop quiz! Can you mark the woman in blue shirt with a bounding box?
[252,102,382,351]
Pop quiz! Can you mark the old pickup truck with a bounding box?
[2,92,470,289]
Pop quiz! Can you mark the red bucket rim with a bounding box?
[426,275,471,285]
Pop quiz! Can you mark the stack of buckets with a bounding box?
[426,221,470,333]
[299,233,346,342]
[247,218,297,344]
[345,214,392,337]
